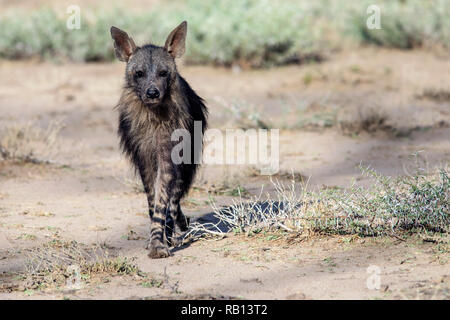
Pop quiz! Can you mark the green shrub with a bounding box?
[0,1,331,65]
[346,0,450,49]
[0,0,448,66]
[188,164,449,238]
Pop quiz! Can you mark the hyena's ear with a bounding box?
[110,26,137,62]
[164,21,187,59]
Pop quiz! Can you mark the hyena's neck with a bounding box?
[118,78,190,130]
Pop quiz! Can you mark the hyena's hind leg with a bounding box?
[165,179,190,246]
[165,202,190,246]
[165,211,175,247]
[175,203,190,231]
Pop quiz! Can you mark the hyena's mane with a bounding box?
[175,74,208,194]
[116,73,208,196]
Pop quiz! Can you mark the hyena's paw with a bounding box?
[147,242,171,259]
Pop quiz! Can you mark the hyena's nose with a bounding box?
[146,87,160,99]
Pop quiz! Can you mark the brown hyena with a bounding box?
[110,21,208,258]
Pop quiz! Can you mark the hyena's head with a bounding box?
[110,21,187,107]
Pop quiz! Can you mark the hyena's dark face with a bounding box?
[111,21,187,107]
[126,47,175,106]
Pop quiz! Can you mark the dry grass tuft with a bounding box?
[0,240,149,293]
[337,105,389,135]
[417,88,450,102]
[0,121,63,164]
[187,160,449,240]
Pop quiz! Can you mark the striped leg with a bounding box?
[165,212,175,247]
[148,165,174,259]
[138,164,157,250]
[137,161,156,217]
[165,178,189,246]
[174,201,189,232]
[146,183,155,219]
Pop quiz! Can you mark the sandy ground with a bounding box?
[0,48,449,299]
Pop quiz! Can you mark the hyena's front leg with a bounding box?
[143,178,155,218]
[148,165,174,259]
[172,179,190,231]
[138,165,156,250]
[138,164,155,218]
[144,186,155,249]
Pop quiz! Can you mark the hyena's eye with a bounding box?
[135,70,144,78]
[158,70,168,77]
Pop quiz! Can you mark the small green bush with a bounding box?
[188,163,449,238]
[312,165,449,236]
[346,0,450,49]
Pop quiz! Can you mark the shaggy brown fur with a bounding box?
[111,22,207,258]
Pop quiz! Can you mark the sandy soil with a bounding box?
[0,48,449,299]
